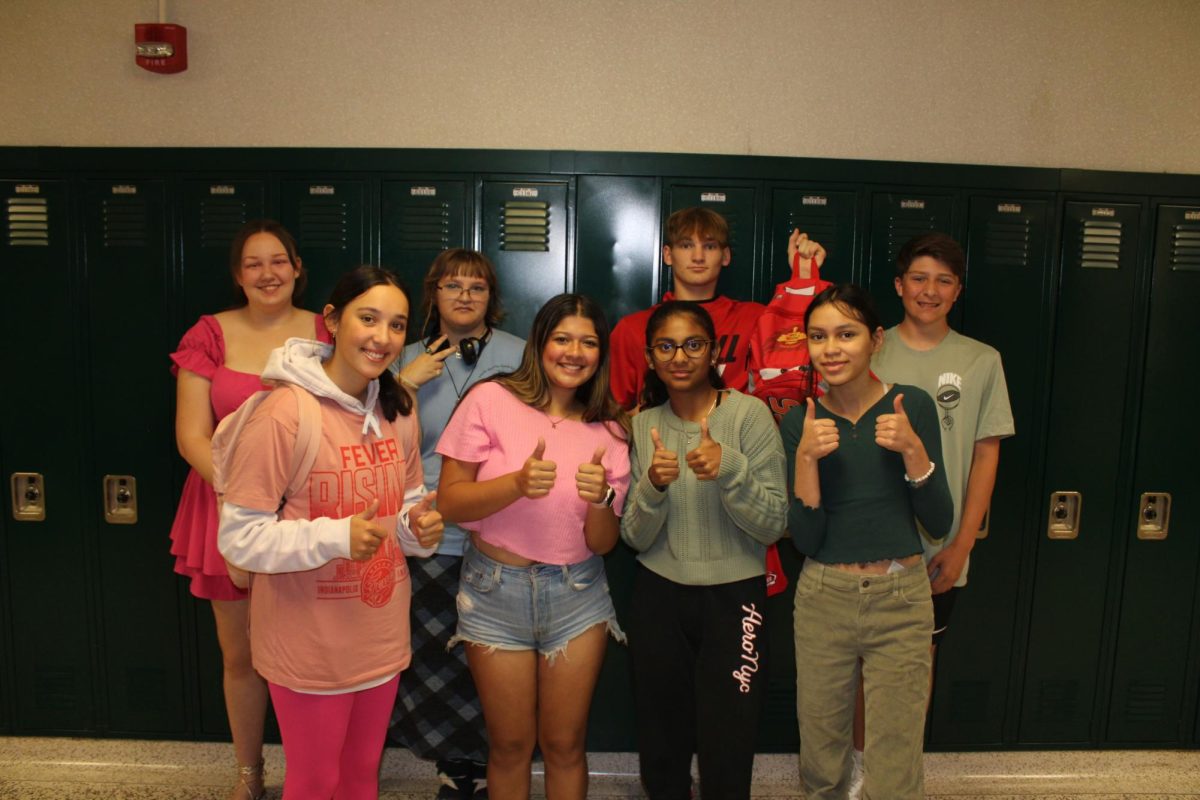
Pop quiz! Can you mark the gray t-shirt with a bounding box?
[872,327,1014,586]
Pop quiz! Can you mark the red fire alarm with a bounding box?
[135,22,187,74]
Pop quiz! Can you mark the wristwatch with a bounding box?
[594,485,617,508]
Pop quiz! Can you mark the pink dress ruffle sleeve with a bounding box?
[167,313,330,601]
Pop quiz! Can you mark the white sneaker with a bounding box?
[847,749,864,800]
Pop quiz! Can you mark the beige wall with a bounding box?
[3,0,1197,174]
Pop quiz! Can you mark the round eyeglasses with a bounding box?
[438,281,489,300]
[646,338,714,362]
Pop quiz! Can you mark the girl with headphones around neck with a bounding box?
[389,249,526,799]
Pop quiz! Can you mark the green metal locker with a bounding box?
[768,186,862,286]
[1,179,96,732]
[865,191,959,328]
[178,179,267,332]
[480,178,572,337]
[1018,200,1143,743]
[927,195,1055,746]
[574,175,661,325]
[379,179,469,341]
[82,179,187,733]
[664,182,763,302]
[177,178,270,738]
[1103,203,1200,744]
[279,178,370,310]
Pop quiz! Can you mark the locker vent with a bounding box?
[125,666,167,712]
[1122,681,1166,723]
[948,679,989,723]
[786,209,840,262]
[500,201,550,252]
[103,197,148,248]
[200,198,249,248]
[886,213,939,266]
[299,198,350,249]
[395,199,451,250]
[34,665,77,711]
[6,195,49,246]
[1079,220,1122,269]
[1036,679,1078,721]
[984,218,1032,267]
[1170,221,1200,272]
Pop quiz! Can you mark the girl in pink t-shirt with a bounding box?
[168,219,329,800]
[437,293,631,800]
[218,267,444,800]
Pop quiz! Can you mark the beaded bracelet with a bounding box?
[905,460,936,488]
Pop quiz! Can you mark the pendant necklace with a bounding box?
[545,408,572,428]
[685,391,722,444]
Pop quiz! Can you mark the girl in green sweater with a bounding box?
[621,301,787,800]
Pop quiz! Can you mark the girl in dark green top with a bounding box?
[780,284,951,800]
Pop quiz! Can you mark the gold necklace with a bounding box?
[685,392,720,443]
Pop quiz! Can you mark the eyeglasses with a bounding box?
[646,338,714,362]
[438,282,489,300]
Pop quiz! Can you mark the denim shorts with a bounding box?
[449,541,625,659]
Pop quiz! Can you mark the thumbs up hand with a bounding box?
[874,393,919,455]
[576,446,610,505]
[516,437,557,498]
[349,499,387,560]
[410,490,444,550]
[647,427,680,490]
[685,417,723,481]
[797,397,839,462]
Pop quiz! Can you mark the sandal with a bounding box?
[229,758,266,800]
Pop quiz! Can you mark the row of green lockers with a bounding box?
[1,147,1198,752]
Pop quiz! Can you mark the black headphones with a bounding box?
[426,328,491,366]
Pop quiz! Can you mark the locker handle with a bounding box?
[1047,491,1081,540]
[10,472,46,521]
[1136,492,1170,541]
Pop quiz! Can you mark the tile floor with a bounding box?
[1,737,1198,798]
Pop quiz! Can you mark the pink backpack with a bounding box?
[211,382,322,588]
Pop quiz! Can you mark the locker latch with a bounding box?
[1047,491,1081,540]
[103,475,138,524]
[10,472,45,521]
[1136,492,1171,541]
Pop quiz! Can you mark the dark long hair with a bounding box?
[228,219,308,308]
[804,283,884,333]
[323,266,413,421]
[639,300,725,409]
[492,293,629,438]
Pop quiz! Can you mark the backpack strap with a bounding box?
[281,383,322,500]
[792,251,822,282]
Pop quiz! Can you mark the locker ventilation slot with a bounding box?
[1123,682,1166,723]
[1036,679,1078,721]
[984,219,1032,267]
[299,199,349,249]
[103,197,148,248]
[1170,222,1200,272]
[500,201,550,252]
[785,210,839,261]
[7,196,49,246]
[886,215,939,266]
[34,665,77,711]
[200,198,249,248]
[1079,220,1121,269]
[395,200,451,250]
[948,679,989,723]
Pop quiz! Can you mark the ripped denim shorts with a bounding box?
[450,539,625,658]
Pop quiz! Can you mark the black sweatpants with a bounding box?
[627,564,767,800]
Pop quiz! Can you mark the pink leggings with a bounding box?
[268,674,400,800]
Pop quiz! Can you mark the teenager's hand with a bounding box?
[516,437,557,498]
[797,397,839,461]
[788,229,828,278]
[875,394,921,455]
[411,490,444,550]
[349,499,387,560]
[399,334,455,389]
[647,427,680,489]
[576,446,609,504]
[927,541,969,595]
[685,418,723,481]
